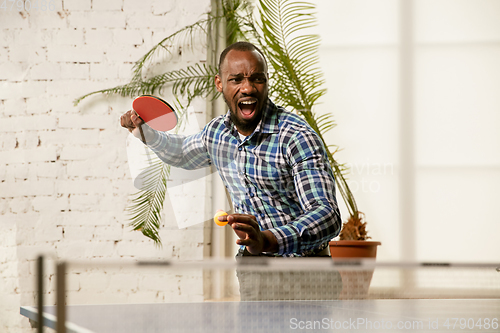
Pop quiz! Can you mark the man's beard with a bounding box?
[223,94,263,134]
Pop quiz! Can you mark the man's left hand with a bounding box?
[220,214,278,254]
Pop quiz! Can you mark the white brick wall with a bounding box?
[0,0,212,331]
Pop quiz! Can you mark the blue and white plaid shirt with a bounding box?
[147,99,341,256]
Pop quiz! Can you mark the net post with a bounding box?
[37,255,44,333]
[56,261,66,333]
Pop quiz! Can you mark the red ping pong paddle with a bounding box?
[132,95,178,142]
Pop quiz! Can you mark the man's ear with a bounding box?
[214,75,223,93]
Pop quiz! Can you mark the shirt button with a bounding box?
[250,193,254,198]
[260,214,265,218]
[238,147,242,151]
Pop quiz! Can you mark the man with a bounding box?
[121,41,341,257]
[121,42,342,299]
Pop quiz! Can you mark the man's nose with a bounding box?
[240,78,256,94]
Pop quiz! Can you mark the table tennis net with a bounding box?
[38,258,500,304]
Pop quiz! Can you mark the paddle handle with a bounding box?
[138,124,146,144]
[134,111,146,144]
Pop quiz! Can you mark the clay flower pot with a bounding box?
[329,240,381,299]
[329,240,381,258]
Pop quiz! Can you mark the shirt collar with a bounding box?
[223,98,280,137]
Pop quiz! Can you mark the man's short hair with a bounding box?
[218,41,268,74]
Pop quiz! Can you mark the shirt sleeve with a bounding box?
[144,124,211,170]
[267,129,342,255]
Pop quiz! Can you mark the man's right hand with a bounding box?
[120,110,145,140]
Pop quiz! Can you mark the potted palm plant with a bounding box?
[75,0,367,251]
[329,212,381,258]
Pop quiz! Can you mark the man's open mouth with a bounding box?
[238,99,257,119]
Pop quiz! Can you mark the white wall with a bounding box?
[315,0,500,262]
[0,0,211,331]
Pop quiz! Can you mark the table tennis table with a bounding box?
[21,299,500,333]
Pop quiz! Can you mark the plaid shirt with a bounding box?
[147,99,341,256]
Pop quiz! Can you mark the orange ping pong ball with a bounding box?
[214,210,228,226]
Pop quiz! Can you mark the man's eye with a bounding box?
[254,77,266,83]
[229,78,242,83]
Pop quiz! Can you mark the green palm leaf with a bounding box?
[223,0,256,44]
[131,19,211,81]
[133,0,253,81]
[256,0,358,217]
[74,1,250,107]
[127,155,170,245]
[258,0,326,110]
[74,63,218,108]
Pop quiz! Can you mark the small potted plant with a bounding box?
[329,212,381,258]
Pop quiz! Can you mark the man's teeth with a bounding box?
[240,101,256,105]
